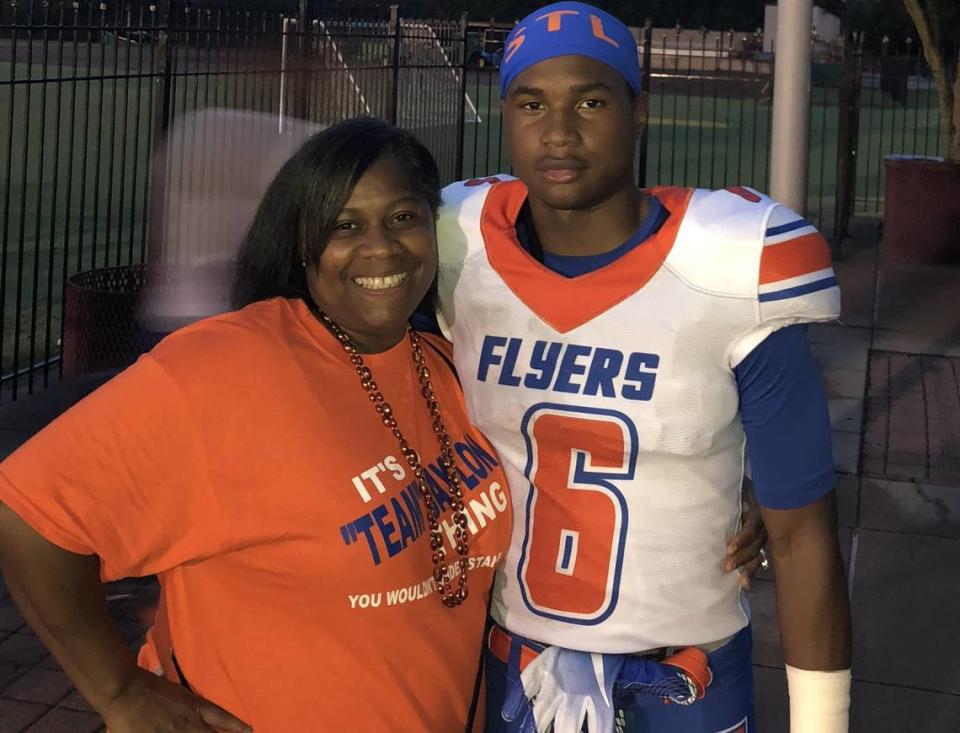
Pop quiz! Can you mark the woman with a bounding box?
[0,119,512,732]
[0,118,764,732]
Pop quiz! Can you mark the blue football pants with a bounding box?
[484,625,756,733]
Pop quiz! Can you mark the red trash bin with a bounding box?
[61,265,167,379]
[883,156,960,265]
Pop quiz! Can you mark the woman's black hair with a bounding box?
[231,117,442,309]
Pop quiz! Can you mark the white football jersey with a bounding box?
[436,177,840,653]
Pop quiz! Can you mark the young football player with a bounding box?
[433,3,851,731]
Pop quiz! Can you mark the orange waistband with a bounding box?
[486,625,713,698]
[488,625,542,672]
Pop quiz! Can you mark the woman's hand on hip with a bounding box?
[102,668,253,733]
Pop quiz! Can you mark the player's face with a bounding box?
[503,55,645,211]
[305,156,437,353]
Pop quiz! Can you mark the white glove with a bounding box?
[519,646,626,733]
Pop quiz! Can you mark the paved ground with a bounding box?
[862,352,960,484]
[0,576,157,732]
[751,218,960,731]
[0,216,958,731]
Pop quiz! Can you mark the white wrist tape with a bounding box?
[785,664,851,733]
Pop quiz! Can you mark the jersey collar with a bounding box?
[479,180,693,333]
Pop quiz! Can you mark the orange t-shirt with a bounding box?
[0,298,512,732]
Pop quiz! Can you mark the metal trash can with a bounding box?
[883,156,960,265]
[61,265,168,379]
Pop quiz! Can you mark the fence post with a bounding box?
[455,11,469,180]
[279,17,292,131]
[154,22,174,138]
[833,31,863,257]
[294,0,310,121]
[149,26,175,264]
[637,18,653,187]
[389,4,401,126]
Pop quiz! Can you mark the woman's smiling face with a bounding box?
[304,155,438,353]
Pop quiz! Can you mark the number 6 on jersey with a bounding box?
[518,404,638,624]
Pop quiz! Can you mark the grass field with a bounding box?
[462,77,948,221]
[1,62,153,387]
[0,55,287,386]
[0,57,949,390]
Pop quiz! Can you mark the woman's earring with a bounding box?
[301,260,306,268]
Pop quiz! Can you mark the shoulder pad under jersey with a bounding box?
[664,186,778,298]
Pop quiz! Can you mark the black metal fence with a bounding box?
[0,0,469,399]
[852,36,949,214]
[462,27,947,241]
[461,28,781,214]
[0,0,949,401]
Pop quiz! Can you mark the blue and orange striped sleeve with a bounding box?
[730,204,840,509]
[757,207,839,318]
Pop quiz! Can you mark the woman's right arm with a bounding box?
[0,352,255,730]
[0,503,251,732]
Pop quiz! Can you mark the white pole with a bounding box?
[769,0,813,213]
[279,18,292,133]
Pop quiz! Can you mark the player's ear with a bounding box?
[633,92,649,139]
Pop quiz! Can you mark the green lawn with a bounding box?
[0,57,285,381]
[1,62,153,382]
[0,59,947,385]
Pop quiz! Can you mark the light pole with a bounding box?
[770,0,813,213]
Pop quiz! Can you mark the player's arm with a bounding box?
[736,325,851,732]
[760,491,851,653]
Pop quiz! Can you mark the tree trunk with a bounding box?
[951,55,960,163]
[902,0,957,162]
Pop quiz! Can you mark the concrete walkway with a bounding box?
[751,218,960,731]
[0,217,958,731]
